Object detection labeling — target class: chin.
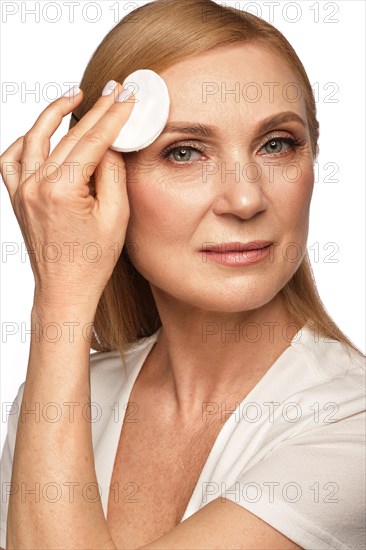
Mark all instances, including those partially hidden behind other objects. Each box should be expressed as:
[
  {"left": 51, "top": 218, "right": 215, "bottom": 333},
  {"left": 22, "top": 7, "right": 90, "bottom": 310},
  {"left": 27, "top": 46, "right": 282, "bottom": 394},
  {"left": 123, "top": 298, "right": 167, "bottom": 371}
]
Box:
[
  {"left": 202, "top": 293, "right": 278, "bottom": 314},
  {"left": 158, "top": 279, "right": 280, "bottom": 314}
]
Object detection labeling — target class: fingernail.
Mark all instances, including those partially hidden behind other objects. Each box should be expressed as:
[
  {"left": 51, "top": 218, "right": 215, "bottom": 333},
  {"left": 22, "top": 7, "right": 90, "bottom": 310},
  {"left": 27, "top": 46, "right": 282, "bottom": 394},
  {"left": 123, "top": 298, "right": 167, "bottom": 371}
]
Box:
[
  {"left": 117, "top": 88, "right": 134, "bottom": 102},
  {"left": 62, "top": 85, "right": 81, "bottom": 98},
  {"left": 102, "top": 80, "right": 118, "bottom": 96}
]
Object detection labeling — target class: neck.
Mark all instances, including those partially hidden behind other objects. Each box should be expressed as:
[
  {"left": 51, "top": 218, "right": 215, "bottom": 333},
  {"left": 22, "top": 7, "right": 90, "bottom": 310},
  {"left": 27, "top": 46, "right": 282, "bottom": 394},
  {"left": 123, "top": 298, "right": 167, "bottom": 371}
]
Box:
[{"left": 143, "top": 289, "right": 302, "bottom": 419}]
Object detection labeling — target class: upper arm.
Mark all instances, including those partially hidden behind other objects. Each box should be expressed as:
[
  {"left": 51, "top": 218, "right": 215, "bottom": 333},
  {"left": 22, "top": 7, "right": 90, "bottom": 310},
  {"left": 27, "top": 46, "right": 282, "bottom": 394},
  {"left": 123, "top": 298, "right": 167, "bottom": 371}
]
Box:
[{"left": 139, "top": 497, "right": 303, "bottom": 549}]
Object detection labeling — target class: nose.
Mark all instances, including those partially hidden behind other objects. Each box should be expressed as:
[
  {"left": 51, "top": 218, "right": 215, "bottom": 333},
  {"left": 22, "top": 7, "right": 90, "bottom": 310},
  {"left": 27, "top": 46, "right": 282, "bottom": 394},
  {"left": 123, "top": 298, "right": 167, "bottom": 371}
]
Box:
[{"left": 211, "top": 157, "right": 267, "bottom": 220}]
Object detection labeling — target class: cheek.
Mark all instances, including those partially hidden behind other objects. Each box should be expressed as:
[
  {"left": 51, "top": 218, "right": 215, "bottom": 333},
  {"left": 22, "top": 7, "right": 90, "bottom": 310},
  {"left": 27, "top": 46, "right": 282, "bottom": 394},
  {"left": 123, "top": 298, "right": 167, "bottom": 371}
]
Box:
[
  {"left": 124, "top": 168, "right": 202, "bottom": 249},
  {"left": 295, "top": 162, "right": 314, "bottom": 220},
  {"left": 275, "top": 159, "right": 314, "bottom": 225},
  {"left": 274, "top": 161, "right": 314, "bottom": 265},
  {"left": 124, "top": 171, "right": 208, "bottom": 285}
]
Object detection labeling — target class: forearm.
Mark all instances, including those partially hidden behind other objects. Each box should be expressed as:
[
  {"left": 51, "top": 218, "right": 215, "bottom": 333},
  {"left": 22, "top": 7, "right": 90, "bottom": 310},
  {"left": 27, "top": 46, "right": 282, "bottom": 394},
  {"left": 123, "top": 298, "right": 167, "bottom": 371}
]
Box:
[{"left": 7, "top": 302, "right": 117, "bottom": 549}]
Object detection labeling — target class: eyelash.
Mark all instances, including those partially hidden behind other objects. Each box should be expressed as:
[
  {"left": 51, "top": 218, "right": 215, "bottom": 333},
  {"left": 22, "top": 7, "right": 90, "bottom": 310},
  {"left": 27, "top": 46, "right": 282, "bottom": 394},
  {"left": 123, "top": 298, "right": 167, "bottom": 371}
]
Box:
[{"left": 159, "top": 135, "right": 305, "bottom": 164}]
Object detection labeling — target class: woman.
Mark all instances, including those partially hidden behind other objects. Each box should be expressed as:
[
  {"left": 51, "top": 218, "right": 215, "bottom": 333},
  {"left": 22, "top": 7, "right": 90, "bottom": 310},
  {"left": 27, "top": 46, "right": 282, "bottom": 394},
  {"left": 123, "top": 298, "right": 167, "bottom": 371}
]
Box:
[{"left": 1, "top": 0, "right": 365, "bottom": 548}]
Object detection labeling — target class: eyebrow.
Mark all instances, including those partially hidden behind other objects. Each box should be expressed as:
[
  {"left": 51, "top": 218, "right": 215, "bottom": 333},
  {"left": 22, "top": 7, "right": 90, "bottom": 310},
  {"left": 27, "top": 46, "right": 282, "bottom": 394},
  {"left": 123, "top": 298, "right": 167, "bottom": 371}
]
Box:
[{"left": 161, "top": 111, "right": 306, "bottom": 139}]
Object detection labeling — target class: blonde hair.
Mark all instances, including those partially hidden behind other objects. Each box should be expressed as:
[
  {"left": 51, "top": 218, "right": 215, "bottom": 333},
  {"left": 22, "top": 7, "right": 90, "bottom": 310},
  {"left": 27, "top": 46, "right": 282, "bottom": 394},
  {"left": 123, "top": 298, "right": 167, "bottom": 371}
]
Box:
[{"left": 69, "top": 0, "right": 364, "bottom": 364}]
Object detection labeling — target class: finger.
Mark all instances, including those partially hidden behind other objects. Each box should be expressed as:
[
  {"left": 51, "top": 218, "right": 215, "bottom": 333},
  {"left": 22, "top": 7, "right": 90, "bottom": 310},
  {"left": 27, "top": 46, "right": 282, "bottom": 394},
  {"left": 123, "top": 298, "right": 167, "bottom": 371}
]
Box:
[
  {"left": 0, "top": 136, "right": 24, "bottom": 201},
  {"left": 60, "top": 89, "right": 136, "bottom": 196},
  {"left": 93, "top": 147, "right": 129, "bottom": 216},
  {"left": 44, "top": 82, "right": 128, "bottom": 170},
  {"left": 20, "top": 86, "right": 84, "bottom": 184}
]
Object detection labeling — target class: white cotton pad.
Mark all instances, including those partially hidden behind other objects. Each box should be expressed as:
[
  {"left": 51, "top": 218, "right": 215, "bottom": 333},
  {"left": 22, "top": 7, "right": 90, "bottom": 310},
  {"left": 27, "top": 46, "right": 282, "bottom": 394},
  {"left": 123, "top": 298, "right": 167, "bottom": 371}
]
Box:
[{"left": 110, "top": 69, "right": 170, "bottom": 153}]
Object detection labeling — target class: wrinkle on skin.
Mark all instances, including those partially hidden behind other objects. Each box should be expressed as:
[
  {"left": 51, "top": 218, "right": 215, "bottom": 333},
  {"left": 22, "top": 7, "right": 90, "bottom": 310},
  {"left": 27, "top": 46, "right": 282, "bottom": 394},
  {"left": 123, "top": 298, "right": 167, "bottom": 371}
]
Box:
[{"left": 122, "top": 43, "right": 315, "bottom": 418}]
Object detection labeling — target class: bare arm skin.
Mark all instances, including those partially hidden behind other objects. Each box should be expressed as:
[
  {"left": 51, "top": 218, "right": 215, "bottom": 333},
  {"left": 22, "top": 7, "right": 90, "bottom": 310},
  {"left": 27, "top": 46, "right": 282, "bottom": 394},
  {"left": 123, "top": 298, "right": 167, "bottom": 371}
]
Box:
[{"left": 6, "top": 303, "right": 117, "bottom": 549}]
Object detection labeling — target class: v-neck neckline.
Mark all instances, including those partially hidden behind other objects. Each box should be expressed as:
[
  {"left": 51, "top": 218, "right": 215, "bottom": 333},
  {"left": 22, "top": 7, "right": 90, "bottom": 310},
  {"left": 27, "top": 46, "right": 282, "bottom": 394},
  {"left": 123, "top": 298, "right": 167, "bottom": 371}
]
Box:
[{"left": 105, "top": 322, "right": 311, "bottom": 522}]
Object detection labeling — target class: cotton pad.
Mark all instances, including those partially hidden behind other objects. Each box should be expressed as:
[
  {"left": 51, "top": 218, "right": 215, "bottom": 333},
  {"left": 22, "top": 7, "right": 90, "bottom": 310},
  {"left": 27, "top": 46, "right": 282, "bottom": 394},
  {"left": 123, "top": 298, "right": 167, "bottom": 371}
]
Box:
[{"left": 110, "top": 69, "right": 170, "bottom": 153}]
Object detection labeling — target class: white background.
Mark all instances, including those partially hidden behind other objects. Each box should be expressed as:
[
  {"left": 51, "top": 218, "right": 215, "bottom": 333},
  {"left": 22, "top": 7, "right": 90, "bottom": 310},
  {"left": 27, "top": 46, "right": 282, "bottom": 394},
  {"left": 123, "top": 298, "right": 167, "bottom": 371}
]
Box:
[{"left": 1, "top": 0, "right": 365, "bottom": 452}]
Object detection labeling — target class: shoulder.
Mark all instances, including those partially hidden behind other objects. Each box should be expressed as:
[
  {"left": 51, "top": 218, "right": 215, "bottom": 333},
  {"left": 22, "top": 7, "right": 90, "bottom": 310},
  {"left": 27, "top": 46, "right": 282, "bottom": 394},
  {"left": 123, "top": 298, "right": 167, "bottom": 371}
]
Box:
[
  {"left": 89, "top": 327, "right": 161, "bottom": 373},
  {"left": 4, "top": 328, "right": 162, "bottom": 434},
  {"left": 284, "top": 325, "right": 365, "bottom": 436},
  {"left": 226, "top": 325, "right": 365, "bottom": 478},
  {"left": 88, "top": 328, "right": 162, "bottom": 401},
  {"left": 213, "top": 329, "right": 366, "bottom": 550},
  {"left": 289, "top": 324, "right": 365, "bottom": 391}
]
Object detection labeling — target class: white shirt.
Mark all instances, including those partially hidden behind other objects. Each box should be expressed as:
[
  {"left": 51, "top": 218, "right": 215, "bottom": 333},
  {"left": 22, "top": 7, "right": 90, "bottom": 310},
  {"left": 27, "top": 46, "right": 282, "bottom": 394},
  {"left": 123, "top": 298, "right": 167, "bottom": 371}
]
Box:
[{"left": 1, "top": 323, "right": 365, "bottom": 549}]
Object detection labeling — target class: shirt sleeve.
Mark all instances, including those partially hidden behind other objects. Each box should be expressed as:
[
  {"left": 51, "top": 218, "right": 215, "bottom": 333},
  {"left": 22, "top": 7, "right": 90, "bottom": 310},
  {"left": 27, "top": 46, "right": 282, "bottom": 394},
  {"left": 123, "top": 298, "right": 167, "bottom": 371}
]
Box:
[
  {"left": 221, "top": 411, "right": 366, "bottom": 550},
  {"left": 0, "top": 381, "right": 25, "bottom": 549}
]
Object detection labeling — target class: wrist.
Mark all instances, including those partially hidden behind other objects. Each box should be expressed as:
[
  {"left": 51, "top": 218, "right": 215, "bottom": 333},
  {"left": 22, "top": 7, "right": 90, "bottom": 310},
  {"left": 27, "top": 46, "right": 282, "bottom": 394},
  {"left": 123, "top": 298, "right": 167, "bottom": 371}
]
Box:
[
  {"left": 32, "top": 290, "right": 100, "bottom": 317},
  {"left": 31, "top": 296, "right": 99, "bottom": 346}
]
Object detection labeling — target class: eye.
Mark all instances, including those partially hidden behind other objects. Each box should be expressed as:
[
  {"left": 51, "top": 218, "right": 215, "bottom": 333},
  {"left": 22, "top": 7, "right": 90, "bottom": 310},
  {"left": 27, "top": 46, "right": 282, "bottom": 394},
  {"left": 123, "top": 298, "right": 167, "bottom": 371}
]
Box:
[
  {"left": 158, "top": 135, "right": 305, "bottom": 165},
  {"left": 258, "top": 136, "right": 303, "bottom": 156},
  {"left": 159, "top": 142, "right": 206, "bottom": 164}
]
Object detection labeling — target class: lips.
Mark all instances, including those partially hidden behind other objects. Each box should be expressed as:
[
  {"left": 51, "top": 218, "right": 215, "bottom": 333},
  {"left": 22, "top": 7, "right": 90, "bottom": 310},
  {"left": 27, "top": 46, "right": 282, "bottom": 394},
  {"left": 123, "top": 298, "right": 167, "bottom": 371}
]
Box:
[{"left": 202, "top": 241, "right": 273, "bottom": 253}]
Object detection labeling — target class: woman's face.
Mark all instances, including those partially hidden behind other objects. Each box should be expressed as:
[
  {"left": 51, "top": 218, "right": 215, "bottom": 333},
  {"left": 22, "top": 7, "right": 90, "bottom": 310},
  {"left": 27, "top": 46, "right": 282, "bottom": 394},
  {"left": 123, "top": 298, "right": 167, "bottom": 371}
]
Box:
[{"left": 123, "top": 43, "right": 315, "bottom": 312}]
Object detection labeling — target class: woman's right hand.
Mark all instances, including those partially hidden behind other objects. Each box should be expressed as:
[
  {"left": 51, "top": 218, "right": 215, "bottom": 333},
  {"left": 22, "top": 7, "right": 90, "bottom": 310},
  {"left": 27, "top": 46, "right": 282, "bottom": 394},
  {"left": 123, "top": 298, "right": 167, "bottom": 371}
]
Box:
[{"left": 0, "top": 82, "right": 136, "bottom": 310}]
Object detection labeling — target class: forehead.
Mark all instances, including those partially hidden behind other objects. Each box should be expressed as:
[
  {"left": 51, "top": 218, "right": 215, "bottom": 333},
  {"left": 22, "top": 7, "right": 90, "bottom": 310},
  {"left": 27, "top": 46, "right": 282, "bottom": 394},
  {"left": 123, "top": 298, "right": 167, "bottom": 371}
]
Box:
[{"left": 159, "top": 43, "right": 307, "bottom": 125}]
